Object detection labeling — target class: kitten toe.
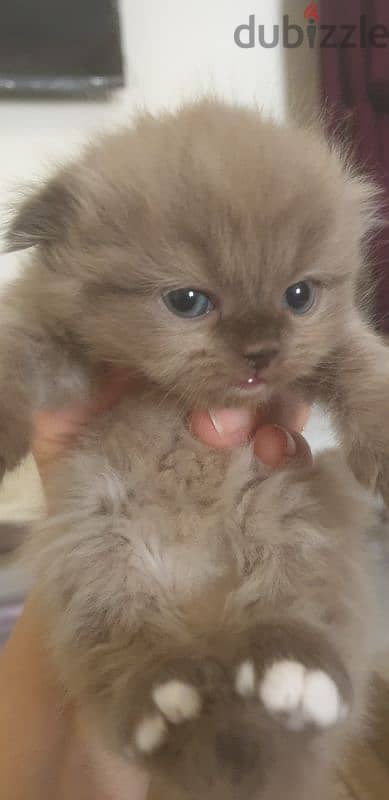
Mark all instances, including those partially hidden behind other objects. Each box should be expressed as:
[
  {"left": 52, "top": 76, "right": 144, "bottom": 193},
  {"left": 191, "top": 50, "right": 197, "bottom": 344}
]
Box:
[
  {"left": 301, "top": 669, "right": 346, "bottom": 728},
  {"left": 132, "top": 680, "right": 202, "bottom": 758},
  {"left": 134, "top": 713, "right": 168, "bottom": 753},
  {"left": 235, "top": 660, "right": 257, "bottom": 697},
  {"left": 152, "top": 680, "right": 202, "bottom": 723},
  {"left": 259, "top": 660, "right": 306, "bottom": 718}
]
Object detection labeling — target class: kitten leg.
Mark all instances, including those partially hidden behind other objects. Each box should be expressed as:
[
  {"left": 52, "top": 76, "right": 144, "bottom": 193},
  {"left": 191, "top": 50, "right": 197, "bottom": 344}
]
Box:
[
  {"left": 0, "top": 312, "right": 34, "bottom": 476},
  {"left": 36, "top": 450, "right": 369, "bottom": 797},
  {"left": 308, "top": 322, "right": 389, "bottom": 505},
  {"left": 0, "top": 294, "right": 90, "bottom": 479},
  {"left": 227, "top": 449, "right": 372, "bottom": 736}
]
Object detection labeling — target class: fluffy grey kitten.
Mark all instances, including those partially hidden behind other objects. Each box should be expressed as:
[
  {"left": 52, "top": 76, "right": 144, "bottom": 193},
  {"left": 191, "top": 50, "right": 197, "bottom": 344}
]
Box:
[{"left": 1, "top": 99, "right": 386, "bottom": 799}]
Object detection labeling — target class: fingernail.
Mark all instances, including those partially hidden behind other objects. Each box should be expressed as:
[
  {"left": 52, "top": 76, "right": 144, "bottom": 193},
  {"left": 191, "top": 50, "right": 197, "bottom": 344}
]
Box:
[
  {"left": 209, "top": 408, "right": 255, "bottom": 437},
  {"left": 273, "top": 425, "right": 297, "bottom": 457},
  {"left": 209, "top": 411, "right": 224, "bottom": 436}
]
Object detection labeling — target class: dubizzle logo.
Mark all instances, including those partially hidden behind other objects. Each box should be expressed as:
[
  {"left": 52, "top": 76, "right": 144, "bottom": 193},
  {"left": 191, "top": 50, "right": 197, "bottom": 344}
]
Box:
[
  {"left": 304, "top": 3, "right": 319, "bottom": 25},
  {"left": 234, "top": 5, "right": 389, "bottom": 49}
]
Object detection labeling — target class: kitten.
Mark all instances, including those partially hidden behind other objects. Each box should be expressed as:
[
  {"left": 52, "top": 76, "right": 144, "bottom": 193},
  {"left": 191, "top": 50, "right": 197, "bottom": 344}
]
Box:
[{"left": 1, "top": 99, "right": 386, "bottom": 799}]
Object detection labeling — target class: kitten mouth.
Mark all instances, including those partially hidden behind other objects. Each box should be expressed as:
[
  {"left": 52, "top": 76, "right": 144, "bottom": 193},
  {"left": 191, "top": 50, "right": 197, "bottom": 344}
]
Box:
[{"left": 238, "top": 375, "right": 266, "bottom": 391}]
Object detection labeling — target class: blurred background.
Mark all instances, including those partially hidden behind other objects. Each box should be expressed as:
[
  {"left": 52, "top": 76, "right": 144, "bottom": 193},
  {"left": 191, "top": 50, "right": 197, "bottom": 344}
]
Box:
[{"left": 0, "top": 3, "right": 388, "bottom": 795}]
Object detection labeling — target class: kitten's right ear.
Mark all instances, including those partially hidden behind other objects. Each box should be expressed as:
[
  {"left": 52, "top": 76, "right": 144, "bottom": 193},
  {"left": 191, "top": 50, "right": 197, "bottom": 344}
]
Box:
[{"left": 4, "top": 172, "right": 78, "bottom": 252}]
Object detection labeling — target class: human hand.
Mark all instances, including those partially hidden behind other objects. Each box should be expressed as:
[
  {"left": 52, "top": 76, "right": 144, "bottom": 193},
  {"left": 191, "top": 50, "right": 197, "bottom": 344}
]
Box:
[
  {"left": 191, "top": 396, "right": 311, "bottom": 467},
  {"left": 32, "top": 369, "right": 312, "bottom": 475}
]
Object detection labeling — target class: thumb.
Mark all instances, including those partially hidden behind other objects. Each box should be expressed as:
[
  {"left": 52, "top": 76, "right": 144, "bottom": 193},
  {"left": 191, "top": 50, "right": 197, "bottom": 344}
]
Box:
[
  {"left": 190, "top": 408, "right": 257, "bottom": 448},
  {"left": 254, "top": 425, "right": 312, "bottom": 469}
]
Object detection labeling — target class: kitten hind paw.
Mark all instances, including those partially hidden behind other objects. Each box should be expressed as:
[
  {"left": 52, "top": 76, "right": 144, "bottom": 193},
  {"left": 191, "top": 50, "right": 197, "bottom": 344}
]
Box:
[
  {"left": 257, "top": 660, "right": 348, "bottom": 731},
  {"left": 130, "top": 626, "right": 351, "bottom": 759},
  {"left": 134, "top": 680, "right": 202, "bottom": 754},
  {"left": 234, "top": 657, "right": 348, "bottom": 731}
]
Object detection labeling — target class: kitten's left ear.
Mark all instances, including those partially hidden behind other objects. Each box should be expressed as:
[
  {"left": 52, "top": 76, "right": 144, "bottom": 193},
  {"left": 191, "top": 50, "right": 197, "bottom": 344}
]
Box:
[{"left": 4, "top": 170, "right": 79, "bottom": 252}]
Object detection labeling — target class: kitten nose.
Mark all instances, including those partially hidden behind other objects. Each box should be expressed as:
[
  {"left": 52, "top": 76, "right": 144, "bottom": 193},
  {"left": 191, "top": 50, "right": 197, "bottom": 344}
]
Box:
[{"left": 244, "top": 348, "right": 279, "bottom": 370}]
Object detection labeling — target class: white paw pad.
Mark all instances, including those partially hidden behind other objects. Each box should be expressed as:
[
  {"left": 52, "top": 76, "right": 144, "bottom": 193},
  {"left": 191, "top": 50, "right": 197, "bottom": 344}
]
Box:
[
  {"left": 259, "top": 660, "right": 347, "bottom": 730},
  {"left": 235, "top": 660, "right": 256, "bottom": 697},
  {"left": 152, "top": 680, "right": 202, "bottom": 723},
  {"left": 134, "top": 680, "right": 201, "bottom": 754},
  {"left": 134, "top": 714, "right": 167, "bottom": 753}
]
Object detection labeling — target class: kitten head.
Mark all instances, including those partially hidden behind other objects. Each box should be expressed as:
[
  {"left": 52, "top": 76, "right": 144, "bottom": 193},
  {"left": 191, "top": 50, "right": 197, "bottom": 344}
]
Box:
[{"left": 7, "top": 100, "right": 379, "bottom": 409}]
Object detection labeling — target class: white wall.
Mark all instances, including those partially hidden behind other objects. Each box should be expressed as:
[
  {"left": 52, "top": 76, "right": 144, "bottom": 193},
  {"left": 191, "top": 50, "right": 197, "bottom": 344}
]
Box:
[{"left": 0, "top": 1, "right": 287, "bottom": 191}]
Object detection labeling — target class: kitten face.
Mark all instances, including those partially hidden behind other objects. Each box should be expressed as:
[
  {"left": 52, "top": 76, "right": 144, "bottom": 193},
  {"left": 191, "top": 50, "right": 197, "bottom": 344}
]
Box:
[{"left": 10, "top": 100, "right": 378, "bottom": 409}]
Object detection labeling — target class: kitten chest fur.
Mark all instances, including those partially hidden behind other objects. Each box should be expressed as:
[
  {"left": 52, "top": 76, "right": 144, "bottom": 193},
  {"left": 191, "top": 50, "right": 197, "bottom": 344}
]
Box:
[{"left": 46, "top": 395, "right": 263, "bottom": 600}]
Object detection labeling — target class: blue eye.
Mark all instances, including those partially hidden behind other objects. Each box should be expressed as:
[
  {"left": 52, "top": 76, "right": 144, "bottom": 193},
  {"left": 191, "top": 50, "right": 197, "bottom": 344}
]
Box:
[
  {"left": 283, "top": 281, "right": 316, "bottom": 315},
  {"left": 163, "top": 289, "right": 214, "bottom": 318}
]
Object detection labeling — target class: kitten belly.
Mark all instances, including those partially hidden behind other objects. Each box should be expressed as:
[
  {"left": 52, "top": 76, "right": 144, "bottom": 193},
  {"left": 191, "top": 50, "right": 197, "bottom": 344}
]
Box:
[
  {"left": 94, "top": 396, "right": 263, "bottom": 524},
  {"left": 37, "top": 400, "right": 263, "bottom": 633}
]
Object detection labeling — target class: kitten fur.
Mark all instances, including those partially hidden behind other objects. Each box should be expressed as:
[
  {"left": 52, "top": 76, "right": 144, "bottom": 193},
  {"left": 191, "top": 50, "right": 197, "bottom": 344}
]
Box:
[{"left": 1, "top": 99, "right": 387, "bottom": 799}]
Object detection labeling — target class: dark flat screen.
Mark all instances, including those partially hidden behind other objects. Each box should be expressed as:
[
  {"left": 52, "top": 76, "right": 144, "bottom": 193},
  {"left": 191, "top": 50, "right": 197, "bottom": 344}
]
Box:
[{"left": 0, "top": 0, "right": 124, "bottom": 96}]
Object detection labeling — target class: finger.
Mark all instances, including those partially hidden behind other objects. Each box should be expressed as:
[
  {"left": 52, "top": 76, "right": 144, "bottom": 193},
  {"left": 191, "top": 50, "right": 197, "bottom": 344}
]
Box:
[
  {"left": 32, "top": 370, "right": 135, "bottom": 472},
  {"left": 254, "top": 425, "right": 313, "bottom": 469},
  {"left": 34, "top": 371, "right": 134, "bottom": 449},
  {"left": 75, "top": 713, "right": 151, "bottom": 800},
  {"left": 190, "top": 408, "right": 257, "bottom": 449},
  {"left": 265, "top": 393, "right": 311, "bottom": 433}
]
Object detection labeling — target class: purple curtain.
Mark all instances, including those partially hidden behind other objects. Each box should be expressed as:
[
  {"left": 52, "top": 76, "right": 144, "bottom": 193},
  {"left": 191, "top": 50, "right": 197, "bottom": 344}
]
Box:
[{"left": 320, "top": 0, "right": 389, "bottom": 330}]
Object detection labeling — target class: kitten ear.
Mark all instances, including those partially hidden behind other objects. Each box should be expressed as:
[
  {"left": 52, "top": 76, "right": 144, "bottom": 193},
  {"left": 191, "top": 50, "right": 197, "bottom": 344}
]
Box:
[{"left": 4, "top": 172, "right": 78, "bottom": 252}]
